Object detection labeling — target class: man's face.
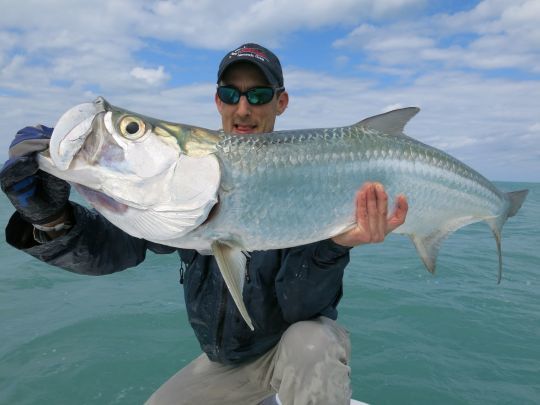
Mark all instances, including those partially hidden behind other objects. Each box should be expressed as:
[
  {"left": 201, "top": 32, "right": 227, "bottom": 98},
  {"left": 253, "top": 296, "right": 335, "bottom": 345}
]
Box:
[{"left": 215, "top": 63, "right": 288, "bottom": 135}]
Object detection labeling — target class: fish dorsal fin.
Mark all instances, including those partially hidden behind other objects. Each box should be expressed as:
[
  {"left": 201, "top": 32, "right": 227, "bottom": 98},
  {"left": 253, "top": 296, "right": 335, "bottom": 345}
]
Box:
[
  {"left": 211, "top": 241, "right": 254, "bottom": 331},
  {"left": 356, "top": 107, "right": 420, "bottom": 136}
]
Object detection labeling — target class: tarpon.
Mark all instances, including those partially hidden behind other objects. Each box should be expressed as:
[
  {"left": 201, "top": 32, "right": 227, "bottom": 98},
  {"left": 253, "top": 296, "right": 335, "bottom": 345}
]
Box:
[{"left": 37, "top": 97, "right": 528, "bottom": 330}]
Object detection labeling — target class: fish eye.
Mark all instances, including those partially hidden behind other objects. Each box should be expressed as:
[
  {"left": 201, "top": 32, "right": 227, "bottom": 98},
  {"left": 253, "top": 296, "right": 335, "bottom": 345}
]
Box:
[{"left": 119, "top": 116, "right": 146, "bottom": 140}]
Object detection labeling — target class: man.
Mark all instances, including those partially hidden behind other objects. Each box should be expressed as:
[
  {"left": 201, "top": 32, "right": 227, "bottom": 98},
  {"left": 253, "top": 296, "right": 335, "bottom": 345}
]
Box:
[{"left": 1, "top": 43, "right": 408, "bottom": 404}]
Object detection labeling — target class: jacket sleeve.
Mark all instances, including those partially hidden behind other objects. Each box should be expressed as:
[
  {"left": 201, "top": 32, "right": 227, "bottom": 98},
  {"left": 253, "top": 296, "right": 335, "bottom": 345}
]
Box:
[
  {"left": 275, "top": 238, "right": 351, "bottom": 324},
  {"left": 5, "top": 202, "right": 176, "bottom": 275}
]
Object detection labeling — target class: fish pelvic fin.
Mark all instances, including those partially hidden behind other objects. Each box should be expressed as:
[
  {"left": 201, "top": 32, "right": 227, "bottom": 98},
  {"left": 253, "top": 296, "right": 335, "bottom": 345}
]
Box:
[
  {"left": 485, "top": 189, "right": 529, "bottom": 283},
  {"left": 211, "top": 241, "right": 254, "bottom": 331},
  {"left": 355, "top": 107, "right": 420, "bottom": 136}
]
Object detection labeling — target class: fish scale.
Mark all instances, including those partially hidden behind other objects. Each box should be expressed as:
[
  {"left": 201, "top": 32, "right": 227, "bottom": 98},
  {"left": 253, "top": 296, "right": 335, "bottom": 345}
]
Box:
[{"left": 204, "top": 124, "right": 501, "bottom": 252}]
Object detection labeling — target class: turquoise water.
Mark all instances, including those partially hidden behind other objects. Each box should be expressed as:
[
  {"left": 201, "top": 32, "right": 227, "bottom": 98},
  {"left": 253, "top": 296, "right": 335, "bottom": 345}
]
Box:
[{"left": 1, "top": 182, "right": 538, "bottom": 404}]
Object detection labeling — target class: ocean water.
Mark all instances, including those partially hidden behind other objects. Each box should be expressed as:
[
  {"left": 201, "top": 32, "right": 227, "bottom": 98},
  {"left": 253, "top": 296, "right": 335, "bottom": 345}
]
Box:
[{"left": 0, "top": 182, "right": 538, "bottom": 405}]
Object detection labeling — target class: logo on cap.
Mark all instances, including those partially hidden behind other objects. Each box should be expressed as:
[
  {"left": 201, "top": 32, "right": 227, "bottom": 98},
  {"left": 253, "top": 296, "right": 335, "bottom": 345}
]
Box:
[{"left": 230, "top": 46, "right": 269, "bottom": 63}]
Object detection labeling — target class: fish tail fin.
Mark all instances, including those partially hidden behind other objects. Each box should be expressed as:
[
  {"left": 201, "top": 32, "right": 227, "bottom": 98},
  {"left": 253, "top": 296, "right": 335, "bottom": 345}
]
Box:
[
  {"left": 506, "top": 189, "right": 528, "bottom": 218},
  {"left": 485, "top": 218, "right": 504, "bottom": 284},
  {"left": 410, "top": 190, "right": 528, "bottom": 284},
  {"left": 485, "top": 189, "right": 528, "bottom": 283}
]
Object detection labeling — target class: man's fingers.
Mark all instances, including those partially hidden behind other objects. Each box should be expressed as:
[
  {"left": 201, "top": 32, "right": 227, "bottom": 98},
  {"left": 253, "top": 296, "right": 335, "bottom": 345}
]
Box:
[
  {"left": 356, "top": 185, "right": 369, "bottom": 230},
  {"left": 365, "top": 183, "right": 380, "bottom": 239},
  {"left": 374, "top": 183, "right": 388, "bottom": 241},
  {"left": 375, "top": 183, "right": 388, "bottom": 217},
  {"left": 387, "top": 194, "right": 408, "bottom": 232},
  {"left": 335, "top": 182, "right": 409, "bottom": 247}
]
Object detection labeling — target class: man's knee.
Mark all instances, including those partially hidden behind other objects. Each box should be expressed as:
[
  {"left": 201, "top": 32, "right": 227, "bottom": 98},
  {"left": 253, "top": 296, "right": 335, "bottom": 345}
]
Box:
[{"left": 279, "top": 317, "right": 350, "bottom": 366}]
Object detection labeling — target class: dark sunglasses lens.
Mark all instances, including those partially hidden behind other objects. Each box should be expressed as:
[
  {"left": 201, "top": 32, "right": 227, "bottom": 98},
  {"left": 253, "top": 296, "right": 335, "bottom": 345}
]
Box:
[
  {"left": 218, "top": 87, "right": 240, "bottom": 104},
  {"left": 246, "top": 88, "right": 274, "bottom": 105}
]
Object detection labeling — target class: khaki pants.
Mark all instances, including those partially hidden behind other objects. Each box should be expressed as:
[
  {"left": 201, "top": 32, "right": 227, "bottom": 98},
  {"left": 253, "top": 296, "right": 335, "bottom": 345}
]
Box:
[{"left": 146, "top": 317, "right": 351, "bottom": 405}]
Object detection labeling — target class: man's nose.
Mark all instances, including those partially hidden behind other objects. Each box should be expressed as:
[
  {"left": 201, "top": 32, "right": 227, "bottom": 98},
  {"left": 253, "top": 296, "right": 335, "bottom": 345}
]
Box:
[{"left": 236, "top": 96, "right": 251, "bottom": 116}]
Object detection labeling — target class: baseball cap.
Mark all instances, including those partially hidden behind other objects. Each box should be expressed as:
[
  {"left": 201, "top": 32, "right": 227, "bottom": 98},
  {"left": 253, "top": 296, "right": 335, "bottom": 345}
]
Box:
[{"left": 217, "top": 43, "right": 284, "bottom": 87}]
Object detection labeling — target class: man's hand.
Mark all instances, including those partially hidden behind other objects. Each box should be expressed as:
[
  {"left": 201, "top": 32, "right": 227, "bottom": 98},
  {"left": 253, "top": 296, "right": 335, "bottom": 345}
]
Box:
[
  {"left": 331, "top": 182, "right": 408, "bottom": 248},
  {"left": 0, "top": 125, "right": 70, "bottom": 225}
]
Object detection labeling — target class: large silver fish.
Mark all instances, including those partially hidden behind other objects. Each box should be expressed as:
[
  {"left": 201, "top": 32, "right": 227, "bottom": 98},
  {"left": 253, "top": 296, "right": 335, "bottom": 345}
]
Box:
[{"left": 37, "top": 97, "right": 528, "bottom": 330}]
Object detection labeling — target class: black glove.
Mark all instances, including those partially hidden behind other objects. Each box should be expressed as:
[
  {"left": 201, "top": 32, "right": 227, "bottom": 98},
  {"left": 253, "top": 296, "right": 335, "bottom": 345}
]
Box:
[{"left": 0, "top": 125, "right": 70, "bottom": 225}]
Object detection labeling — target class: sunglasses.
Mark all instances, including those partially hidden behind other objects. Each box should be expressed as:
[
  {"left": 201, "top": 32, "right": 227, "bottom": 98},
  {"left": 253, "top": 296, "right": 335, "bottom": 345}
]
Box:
[{"left": 217, "top": 85, "right": 284, "bottom": 105}]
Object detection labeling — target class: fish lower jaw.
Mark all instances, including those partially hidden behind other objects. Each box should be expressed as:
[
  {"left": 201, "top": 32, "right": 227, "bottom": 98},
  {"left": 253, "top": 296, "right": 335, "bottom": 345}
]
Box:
[{"left": 74, "top": 185, "right": 129, "bottom": 214}]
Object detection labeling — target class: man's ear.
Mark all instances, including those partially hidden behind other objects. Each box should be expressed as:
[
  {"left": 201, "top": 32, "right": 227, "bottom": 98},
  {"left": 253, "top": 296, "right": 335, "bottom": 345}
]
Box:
[{"left": 276, "top": 91, "right": 289, "bottom": 115}]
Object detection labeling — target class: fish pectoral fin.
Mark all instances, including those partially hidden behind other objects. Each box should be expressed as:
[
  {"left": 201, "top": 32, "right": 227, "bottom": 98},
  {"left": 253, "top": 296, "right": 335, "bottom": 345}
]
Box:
[
  {"left": 211, "top": 241, "right": 254, "bottom": 331},
  {"left": 355, "top": 107, "right": 420, "bottom": 136}
]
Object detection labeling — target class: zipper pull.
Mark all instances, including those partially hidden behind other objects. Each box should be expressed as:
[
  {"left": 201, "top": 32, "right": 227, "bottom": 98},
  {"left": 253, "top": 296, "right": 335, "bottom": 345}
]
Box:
[
  {"left": 179, "top": 261, "right": 186, "bottom": 284},
  {"left": 244, "top": 252, "right": 251, "bottom": 283}
]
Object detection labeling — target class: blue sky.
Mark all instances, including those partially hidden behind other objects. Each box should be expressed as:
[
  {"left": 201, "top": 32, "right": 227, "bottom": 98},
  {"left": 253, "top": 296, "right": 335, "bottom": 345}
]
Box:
[{"left": 1, "top": 0, "right": 539, "bottom": 181}]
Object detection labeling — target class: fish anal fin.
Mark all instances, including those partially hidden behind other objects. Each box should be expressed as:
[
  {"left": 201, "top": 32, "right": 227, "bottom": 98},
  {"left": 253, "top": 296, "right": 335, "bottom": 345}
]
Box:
[
  {"left": 409, "top": 216, "right": 480, "bottom": 276},
  {"left": 410, "top": 234, "right": 443, "bottom": 274},
  {"left": 355, "top": 107, "right": 420, "bottom": 136},
  {"left": 211, "top": 241, "right": 254, "bottom": 331}
]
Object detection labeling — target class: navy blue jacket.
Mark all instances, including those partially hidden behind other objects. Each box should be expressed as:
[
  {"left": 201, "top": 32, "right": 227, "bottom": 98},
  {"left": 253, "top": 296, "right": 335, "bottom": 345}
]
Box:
[{"left": 6, "top": 203, "right": 351, "bottom": 364}]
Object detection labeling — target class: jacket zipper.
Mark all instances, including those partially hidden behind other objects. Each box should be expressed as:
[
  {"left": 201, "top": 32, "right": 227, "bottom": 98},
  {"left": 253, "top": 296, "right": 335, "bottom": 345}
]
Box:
[
  {"left": 244, "top": 253, "right": 251, "bottom": 283},
  {"left": 214, "top": 277, "right": 228, "bottom": 359},
  {"left": 178, "top": 253, "right": 197, "bottom": 285}
]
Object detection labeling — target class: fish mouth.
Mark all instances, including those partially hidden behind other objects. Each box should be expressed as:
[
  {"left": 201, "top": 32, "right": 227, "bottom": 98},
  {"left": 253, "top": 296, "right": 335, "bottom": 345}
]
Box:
[
  {"left": 74, "top": 184, "right": 129, "bottom": 214},
  {"left": 49, "top": 97, "right": 108, "bottom": 170}
]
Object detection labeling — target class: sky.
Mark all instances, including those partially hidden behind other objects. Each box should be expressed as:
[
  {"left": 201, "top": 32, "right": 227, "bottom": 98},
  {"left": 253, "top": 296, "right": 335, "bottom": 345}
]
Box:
[{"left": 1, "top": 0, "right": 539, "bottom": 182}]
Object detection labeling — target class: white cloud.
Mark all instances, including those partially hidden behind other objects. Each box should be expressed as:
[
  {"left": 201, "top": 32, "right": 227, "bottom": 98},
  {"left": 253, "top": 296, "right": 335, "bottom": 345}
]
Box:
[
  {"left": 0, "top": 0, "right": 538, "bottom": 182},
  {"left": 0, "top": 0, "right": 426, "bottom": 56},
  {"left": 528, "top": 123, "right": 540, "bottom": 133},
  {"left": 382, "top": 103, "right": 406, "bottom": 112},
  {"left": 334, "top": 55, "right": 350, "bottom": 68},
  {"left": 138, "top": 0, "right": 425, "bottom": 48},
  {"left": 0, "top": 0, "right": 426, "bottom": 95},
  {"left": 334, "top": 0, "right": 540, "bottom": 73},
  {"left": 130, "top": 66, "right": 169, "bottom": 86},
  {"left": 335, "top": 24, "right": 434, "bottom": 52}
]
